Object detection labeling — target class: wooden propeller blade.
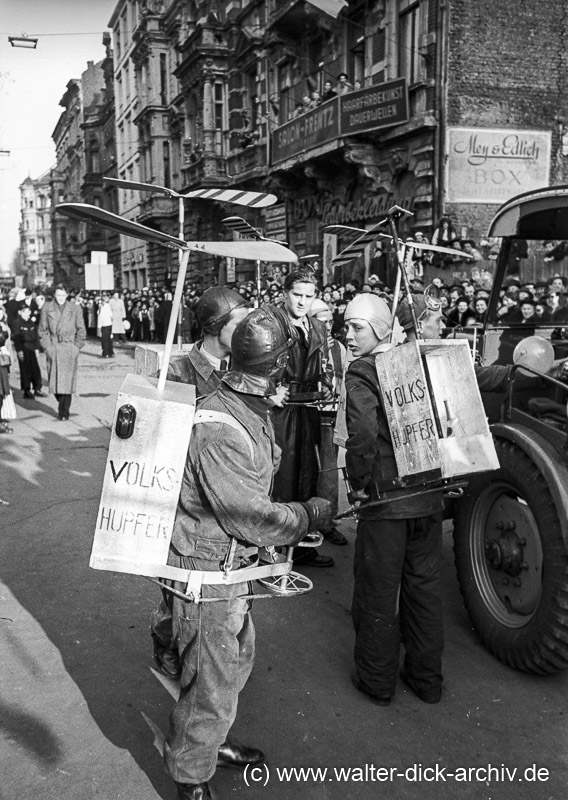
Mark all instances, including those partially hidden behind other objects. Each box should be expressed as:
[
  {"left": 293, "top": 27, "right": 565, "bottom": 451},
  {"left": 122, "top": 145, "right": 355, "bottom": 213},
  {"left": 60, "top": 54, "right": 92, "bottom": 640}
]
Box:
[
  {"left": 56, "top": 203, "right": 186, "bottom": 247},
  {"left": 221, "top": 216, "right": 264, "bottom": 238},
  {"left": 404, "top": 241, "right": 474, "bottom": 259},
  {"left": 56, "top": 204, "right": 297, "bottom": 262},
  {"left": 181, "top": 188, "right": 278, "bottom": 207},
  {"left": 184, "top": 239, "right": 297, "bottom": 262},
  {"left": 103, "top": 177, "right": 181, "bottom": 197},
  {"left": 323, "top": 224, "right": 367, "bottom": 236}
]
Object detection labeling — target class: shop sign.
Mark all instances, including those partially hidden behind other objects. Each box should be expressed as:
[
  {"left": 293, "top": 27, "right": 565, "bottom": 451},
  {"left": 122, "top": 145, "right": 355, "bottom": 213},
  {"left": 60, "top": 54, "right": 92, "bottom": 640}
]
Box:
[
  {"left": 272, "top": 103, "right": 340, "bottom": 165},
  {"left": 446, "top": 128, "right": 552, "bottom": 204},
  {"left": 271, "top": 78, "right": 408, "bottom": 165},
  {"left": 320, "top": 193, "right": 416, "bottom": 225},
  {"left": 339, "top": 78, "right": 408, "bottom": 136},
  {"left": 264, "top": 203, "right": 288, "bottom": 241}
]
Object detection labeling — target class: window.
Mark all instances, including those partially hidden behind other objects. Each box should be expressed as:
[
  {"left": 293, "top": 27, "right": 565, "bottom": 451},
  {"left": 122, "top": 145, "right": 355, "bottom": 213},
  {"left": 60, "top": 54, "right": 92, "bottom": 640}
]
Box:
[
  {"left": 398, "top": 0, "right": 428, "bottom": 85},
  {"left": 163, "top": 141, "right": 171, "bottom": 188},
  {"left": 160, "top": 53, "right": 167, "bottom": 105},
  {"left": 214, "top": 82, "right": 226, "bottom": 156}
]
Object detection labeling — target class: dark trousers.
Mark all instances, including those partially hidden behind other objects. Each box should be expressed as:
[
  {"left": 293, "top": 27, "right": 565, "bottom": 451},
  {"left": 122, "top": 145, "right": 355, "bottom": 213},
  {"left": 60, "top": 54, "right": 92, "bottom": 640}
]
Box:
[
  {"left": 159, "top": 553, "right": 255, "bottom": 785},
  {"left": 271, "top": 404, "right": 320, "bottom": 502},
  {"left": 20, "top": 349, "right": 42, "bottom": 392},
  {"left": 316, "top": 417, "right": 339, "bottom": 524},
  {"left": 101, "top": 326, "right": 114, "bottom": 357},
  {"left": 55, "top": 393, "right": 72, "bottom": 418},
  {"left": 352, "top": 514, "right": 444, "bottom": 698}
]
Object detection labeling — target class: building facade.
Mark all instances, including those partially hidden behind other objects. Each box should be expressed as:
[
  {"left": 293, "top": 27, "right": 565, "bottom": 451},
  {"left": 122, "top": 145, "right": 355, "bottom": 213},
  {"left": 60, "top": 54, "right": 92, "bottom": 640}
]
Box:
[
  {"left": 19, "top": 169, "right": 55, "bottom": 286},
  {"left": 105, "top": 0, "right": 568, "bottom": 289}
]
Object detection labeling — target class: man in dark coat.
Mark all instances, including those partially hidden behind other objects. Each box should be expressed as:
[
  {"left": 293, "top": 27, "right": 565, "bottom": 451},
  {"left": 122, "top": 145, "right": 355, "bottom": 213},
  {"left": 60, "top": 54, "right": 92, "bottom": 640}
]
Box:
[{"left": 270, "top": 269, "right": 335, "bottom": 567}]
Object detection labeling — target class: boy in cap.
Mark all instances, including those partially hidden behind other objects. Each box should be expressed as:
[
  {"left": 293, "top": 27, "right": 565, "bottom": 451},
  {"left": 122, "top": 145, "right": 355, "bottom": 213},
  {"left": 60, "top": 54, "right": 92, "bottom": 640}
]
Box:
[
  {"left": 12, "top": 304, "right": 45, "bottom": 398},
  {"left": 343, "top": 293, "right": 444, "bottom": 706}
]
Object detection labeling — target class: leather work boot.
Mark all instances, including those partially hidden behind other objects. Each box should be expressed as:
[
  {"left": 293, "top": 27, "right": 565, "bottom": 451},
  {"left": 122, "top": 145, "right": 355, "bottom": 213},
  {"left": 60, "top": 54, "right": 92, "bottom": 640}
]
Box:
[
  {"left": 152, "top": 633, "right": 182, "bottom": 680},
  {"left": 175, "top": 782, "right": 213, "bottom": 800},
  {"left": 217, "top": 740, "right": 265, "bottom": 769}
]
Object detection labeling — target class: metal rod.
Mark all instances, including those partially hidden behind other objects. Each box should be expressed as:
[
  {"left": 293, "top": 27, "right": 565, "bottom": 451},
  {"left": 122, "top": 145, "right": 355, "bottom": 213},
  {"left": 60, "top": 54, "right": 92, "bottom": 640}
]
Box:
[
  {"left": 386, "top": 206, "right": 419, "bottom": 337},
  {"left": 158, "top": 248, "right": 190, "bottom": 392},
  {"left": 177, "top": 196, "right": 185, "bottom": 351}
]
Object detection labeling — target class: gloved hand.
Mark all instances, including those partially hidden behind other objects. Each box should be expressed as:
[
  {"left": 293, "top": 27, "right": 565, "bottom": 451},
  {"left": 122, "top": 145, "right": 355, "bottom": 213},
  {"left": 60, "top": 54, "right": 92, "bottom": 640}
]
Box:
[
  {"left": 302, "top": 497, "right": 334, "bottom": 532},
  {"left": 349, "top": 487, "right": 370, "bottom": 503}
]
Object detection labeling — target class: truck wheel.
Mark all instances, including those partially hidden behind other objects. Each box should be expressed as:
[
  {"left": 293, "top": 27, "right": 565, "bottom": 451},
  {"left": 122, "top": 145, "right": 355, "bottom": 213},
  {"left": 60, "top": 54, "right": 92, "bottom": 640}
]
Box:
[{"left": 453, "top": 438, "right": 568, "bottom": 674}]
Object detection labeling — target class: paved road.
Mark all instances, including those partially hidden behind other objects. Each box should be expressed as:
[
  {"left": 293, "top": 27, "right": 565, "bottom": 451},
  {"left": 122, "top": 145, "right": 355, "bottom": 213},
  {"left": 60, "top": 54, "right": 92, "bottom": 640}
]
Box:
[{"left": 0, "top": 339, "right": 566, "bottom": 800}]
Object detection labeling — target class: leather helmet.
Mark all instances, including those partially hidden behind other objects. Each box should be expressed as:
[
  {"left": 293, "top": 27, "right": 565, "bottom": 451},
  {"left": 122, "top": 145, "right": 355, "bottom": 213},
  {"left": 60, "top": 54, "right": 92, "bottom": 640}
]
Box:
[
  {"left": 196, "top": 287, "right": 249, "bottom": 335},
  {"left": 223, "top": 307, "right": 290, "bottom": 396}
]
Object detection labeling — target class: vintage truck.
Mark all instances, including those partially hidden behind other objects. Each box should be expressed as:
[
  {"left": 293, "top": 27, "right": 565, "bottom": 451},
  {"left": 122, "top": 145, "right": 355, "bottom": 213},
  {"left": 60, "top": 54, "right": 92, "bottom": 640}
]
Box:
[{"left": 449, "top": 185, "right": 568, "bottom": 674}]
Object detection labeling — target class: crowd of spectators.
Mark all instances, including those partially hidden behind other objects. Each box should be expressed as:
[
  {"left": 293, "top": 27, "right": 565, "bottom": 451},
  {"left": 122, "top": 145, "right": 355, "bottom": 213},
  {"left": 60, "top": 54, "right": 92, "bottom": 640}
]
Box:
[
  {"left": 291, "top": 72, "right": 363, "bottom": 119},
  {"left": 2, "top": 267, "right": 568, "bottom": 354}
]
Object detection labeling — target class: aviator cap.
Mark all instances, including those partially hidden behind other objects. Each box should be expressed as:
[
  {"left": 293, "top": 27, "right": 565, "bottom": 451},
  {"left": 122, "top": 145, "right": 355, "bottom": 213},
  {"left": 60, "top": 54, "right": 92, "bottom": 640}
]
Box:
[
  {"left": 344, "top": 293, "right": 392, "bottom": 341},
  {"left": 196, "top": 287, "right": 249, "bottom": 335}
]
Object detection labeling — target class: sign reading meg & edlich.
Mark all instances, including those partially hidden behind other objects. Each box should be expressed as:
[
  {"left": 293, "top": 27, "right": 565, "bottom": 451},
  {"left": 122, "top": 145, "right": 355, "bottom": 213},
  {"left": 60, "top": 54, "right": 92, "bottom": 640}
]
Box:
[{"left": 446, "top": 127, "right": 551, "bottom": 204}]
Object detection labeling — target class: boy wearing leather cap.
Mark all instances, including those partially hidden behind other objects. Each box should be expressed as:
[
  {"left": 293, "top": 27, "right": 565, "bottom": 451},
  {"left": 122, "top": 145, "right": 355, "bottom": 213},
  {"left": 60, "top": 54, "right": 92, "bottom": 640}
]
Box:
[
  {"left": 343, "top": 293, "right": 445, "bottom": 707},
  {"left": 162, "top": 307, "right": 333, "bottom": 800}
]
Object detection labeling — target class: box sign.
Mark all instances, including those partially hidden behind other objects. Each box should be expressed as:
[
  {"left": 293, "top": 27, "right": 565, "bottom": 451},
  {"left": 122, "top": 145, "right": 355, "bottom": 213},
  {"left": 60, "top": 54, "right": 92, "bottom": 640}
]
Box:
[
  {"left": 446, "top": 127, "right": 551, "bottom": 204},
  {"left": 271, "top": 79, "right": 408, "bottom": 165},
  {"left": 90, "top": 373, "right": 196, "bottom": 578}
]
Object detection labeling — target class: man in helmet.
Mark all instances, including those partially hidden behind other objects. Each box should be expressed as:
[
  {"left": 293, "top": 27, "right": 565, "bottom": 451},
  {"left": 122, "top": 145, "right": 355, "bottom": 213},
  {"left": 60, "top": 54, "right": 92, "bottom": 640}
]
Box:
[
  {"left": 162, "top": 307, "right": 334, "bottom": 800},
  {"left": 150, "top": 287, "right": 252, "bottom": 681},
  {"left": 166, "top": 286, "right": 251, "bottom": 397}
]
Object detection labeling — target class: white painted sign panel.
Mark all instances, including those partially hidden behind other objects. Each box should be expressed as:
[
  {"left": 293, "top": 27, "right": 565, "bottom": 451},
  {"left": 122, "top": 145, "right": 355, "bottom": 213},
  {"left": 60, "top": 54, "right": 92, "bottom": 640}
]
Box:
[
  {"left": 446, "top": 127, "right": 551, "bottom": 204},
  {"left": 90, "top": 373, "right": 195, "bottom": 577}
]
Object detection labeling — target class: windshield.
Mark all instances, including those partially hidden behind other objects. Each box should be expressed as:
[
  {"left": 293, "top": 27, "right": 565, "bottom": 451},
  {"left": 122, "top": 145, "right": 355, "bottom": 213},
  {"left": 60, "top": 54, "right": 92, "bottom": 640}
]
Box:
[{"left": 488, "top": 238, "right": 568, "bottom": 327}]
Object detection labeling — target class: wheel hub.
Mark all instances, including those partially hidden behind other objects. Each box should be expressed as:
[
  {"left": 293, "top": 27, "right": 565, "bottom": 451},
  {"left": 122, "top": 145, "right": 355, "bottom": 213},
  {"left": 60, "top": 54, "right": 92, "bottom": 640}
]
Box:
[
  {"left": 472, "top": 491, "right": 543, "bottom": 620},
  {"left": 485, "top": 527, "right": 527, "bottom": 577}
]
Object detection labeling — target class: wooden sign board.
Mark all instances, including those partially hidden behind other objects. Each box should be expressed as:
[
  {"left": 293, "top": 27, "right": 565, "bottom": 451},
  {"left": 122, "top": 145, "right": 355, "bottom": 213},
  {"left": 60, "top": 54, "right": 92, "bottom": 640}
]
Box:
[
  {"left": 134, "top": 343, "right": 194, "bottom": 378},
  {"left": 419, "top": 339, "right": 499, "bottom": 478},
  {"left": 375, "top": 342, "right": 441, "bottom": 478},
  {"left": 90, "top": 373, "right": 196, "bottom": 578}
]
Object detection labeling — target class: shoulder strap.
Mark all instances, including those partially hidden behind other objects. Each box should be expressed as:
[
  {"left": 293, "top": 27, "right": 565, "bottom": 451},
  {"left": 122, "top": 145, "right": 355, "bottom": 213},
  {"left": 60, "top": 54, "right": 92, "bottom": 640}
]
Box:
[{"left": 193, "top": 409, "right": 255, "bottom": 460}]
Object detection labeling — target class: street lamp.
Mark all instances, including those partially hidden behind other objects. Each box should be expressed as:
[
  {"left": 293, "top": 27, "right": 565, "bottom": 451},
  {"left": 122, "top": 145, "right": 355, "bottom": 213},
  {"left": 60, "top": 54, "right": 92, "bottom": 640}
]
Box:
[{"left": 8, "top": 35, "right": 38, "bottom": 49}]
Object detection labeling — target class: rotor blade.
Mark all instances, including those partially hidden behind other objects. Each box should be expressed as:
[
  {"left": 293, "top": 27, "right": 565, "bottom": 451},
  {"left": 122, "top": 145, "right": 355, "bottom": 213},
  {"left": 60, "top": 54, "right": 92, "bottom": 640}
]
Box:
[
  {"left": 221, "top": 216, "right": 264, "bottom": 238},
  {"left": 56, "top": 203, "right": 186, "bottom": 248},
  {"left": 405, "top": 240, "right": 474, "bottom": 258},
  {"left": 332, "top": 226, "right": 393, "bottom": 266},
  {"left": 323, "top": 224, "right": 367, "bottom": 236},
  {"left": 181, "top": 188, "right": 277, "bottom": 207},
  {"left": 103, "top": 177, "right": 181, "bottom": 198},
  {"left": 184, "top": 239, "right": 298, "bottom": 263}
]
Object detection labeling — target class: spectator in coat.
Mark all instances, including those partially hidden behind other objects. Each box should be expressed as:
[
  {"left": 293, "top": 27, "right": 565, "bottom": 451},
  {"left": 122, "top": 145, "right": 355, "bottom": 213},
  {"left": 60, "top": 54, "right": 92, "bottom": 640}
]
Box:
[
  {"left": 38, "top": 284, "right": 86, "bottom": 421},
  {"left": 109, "top": 290, "right": 127, "bottom": 342}
]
